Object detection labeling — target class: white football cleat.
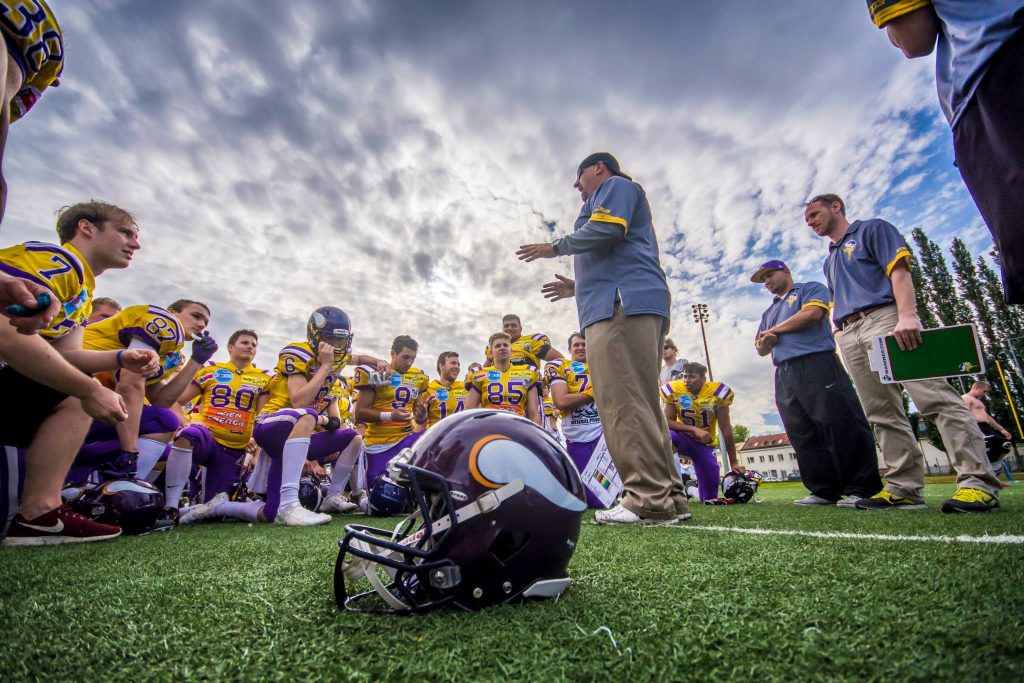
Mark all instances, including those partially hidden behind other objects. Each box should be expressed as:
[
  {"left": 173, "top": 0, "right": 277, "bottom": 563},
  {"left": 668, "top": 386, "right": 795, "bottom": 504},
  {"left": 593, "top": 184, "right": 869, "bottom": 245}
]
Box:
[
  {"left": 178, "top": 492, "right": 229, "bottom": 525},
  {"left": 274, "top": 502, "right": 331, "bottom": 527},
  {"left": 320, "top": 492, "right": 358, "bottom": 514}
]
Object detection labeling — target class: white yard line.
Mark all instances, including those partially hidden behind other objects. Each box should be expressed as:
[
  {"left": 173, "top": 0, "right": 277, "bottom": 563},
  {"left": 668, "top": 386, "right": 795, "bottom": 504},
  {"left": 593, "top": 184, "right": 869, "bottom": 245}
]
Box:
[{"left": 674, "top": 524, "right": 1024, "bottom": 545}]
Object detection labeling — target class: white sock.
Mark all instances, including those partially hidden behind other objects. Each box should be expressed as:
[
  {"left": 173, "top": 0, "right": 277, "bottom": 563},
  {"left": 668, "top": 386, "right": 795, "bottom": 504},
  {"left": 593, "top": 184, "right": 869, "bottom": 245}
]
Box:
[
  {"left": 279, "top": 438, "right": 310, "bottom": 509},
  {"left": 247, "top": 450, "right": 269, "bottom": 494},
  {"left": 328, "top": 440, "right": 362, "bottom": 496},
  {"left": 136, "top": 438, "right": 167, "bottom": 479},
  {"left": 164, "top": 446, "right": 193, "bottom": 508},
  {"left": 350, "top": 447, "right": 367, "bottom": 492},
  {"left": 214, "top": 500, "right": 262, "bottom": 523}
]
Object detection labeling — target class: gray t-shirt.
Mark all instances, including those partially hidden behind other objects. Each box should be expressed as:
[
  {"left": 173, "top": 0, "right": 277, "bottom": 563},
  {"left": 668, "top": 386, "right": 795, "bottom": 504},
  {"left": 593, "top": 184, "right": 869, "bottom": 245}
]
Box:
[{"left": 660, "top": 359, "right": 688, "bottom": 383}]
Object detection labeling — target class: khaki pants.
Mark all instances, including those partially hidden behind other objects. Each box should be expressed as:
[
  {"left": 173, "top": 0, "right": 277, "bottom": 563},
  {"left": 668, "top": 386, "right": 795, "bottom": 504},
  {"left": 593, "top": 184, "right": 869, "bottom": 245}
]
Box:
[
  {"left": 585, "top": 305, "right": 688, "bottom": 519},
  {"left": 836, "top": 305, "right": 1000, "bottom": 499}
]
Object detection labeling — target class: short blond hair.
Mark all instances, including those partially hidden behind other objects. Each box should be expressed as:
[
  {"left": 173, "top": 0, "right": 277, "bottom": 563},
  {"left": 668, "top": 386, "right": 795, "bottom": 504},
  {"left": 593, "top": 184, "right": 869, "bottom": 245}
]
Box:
[{"left": 488, "top": 332, "right": 511, "bottom": 348}]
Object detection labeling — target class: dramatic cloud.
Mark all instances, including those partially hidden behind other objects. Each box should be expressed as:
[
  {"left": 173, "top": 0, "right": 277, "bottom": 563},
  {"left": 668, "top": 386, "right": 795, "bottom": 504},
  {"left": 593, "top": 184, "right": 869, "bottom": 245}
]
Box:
[{"left": 2, "top": 0, "right": 994, "bottom": 436}]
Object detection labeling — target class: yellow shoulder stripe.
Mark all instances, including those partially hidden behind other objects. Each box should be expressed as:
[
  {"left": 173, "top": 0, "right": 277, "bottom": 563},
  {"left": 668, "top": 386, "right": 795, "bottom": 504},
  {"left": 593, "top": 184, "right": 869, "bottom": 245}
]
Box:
[
  {"left": 869, "top": 0, "right": 932, "bottom": 28},
  {"left": 589, "top": 213, "right": 628, "bottom": 232},
  {"left": 801, "top": 301, "right": 830, "bottom": 311},
  {"left": 885, "top": 248, "right": 912, "bottom": 277}
]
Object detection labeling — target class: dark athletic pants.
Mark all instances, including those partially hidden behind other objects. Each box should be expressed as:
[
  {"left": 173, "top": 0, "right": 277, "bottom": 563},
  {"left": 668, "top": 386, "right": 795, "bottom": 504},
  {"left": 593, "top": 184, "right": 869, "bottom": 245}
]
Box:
[
  {"left": 774, "top": 351, "right": 882, "bottom": 501},
  {"left": 953, "top": 27, "right": 1024, "bottom": 304}
]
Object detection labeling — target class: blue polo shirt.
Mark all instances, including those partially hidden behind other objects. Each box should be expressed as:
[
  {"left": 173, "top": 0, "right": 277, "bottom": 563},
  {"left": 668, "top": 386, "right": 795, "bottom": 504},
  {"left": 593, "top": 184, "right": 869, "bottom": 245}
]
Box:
[
  {"left": 867, "top": 1, "right": 1024, "bottom": 126},
  {"left": 571, "top": 176, "right": 671, "bottom": 331},
  {"left": 756, "top": 282, "right": 835, "bottom": 365},
  {"left": 823, "top": 219, "right": 911, "bottom": 329}
]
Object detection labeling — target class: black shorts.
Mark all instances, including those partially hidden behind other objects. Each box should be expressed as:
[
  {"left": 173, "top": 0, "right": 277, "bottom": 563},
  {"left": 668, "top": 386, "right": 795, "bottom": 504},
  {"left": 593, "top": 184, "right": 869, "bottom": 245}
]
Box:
[
  {"left": 0, "top": 364, "right": 69, "bottom": 448},
  {"left": 952, "top": 28, "right": 1024, "bottom": 303}
]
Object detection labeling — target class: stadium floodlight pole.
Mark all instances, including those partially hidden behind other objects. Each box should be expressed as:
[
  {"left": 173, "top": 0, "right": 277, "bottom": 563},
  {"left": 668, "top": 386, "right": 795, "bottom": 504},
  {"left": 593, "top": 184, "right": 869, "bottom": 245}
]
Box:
[{"left": 692, "top": 303, "right": 713, "bottom": 381}]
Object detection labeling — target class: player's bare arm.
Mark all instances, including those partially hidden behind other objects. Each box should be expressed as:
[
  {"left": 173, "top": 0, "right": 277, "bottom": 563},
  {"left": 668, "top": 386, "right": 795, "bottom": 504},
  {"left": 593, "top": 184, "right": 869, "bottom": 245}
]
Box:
[
  {"left": 0, "top": 315, "right": 127, "bottom": 424},
  {"left": 526, "top": 386, "right": 541, "bottom": 426},
  {"left": 550, "top": 381, "right": 592, "bottom": 411},
  {"left": 285, "top": 342, "right": 336, "bottom": 408}
]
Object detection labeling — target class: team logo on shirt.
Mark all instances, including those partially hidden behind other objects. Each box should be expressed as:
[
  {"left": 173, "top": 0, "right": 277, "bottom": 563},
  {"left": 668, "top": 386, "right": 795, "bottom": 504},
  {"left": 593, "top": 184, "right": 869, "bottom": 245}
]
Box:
[
  {"left": 213, "top": 369, "right": 234, "bottom": 383},
  {"left": 436, "top": 388, "right": 450, "bottom": 401},
  {"left": 570, "top": 361, "right": 585, "bottom": 373},
  {"left": 487, "top": 370, "right": 501, "bottom": 381},
  {"left": 679, "top": 395, "right": 694, "bottom": 409},
  {"left": 786, "top": 294, "right": 797, "bottom": 306},
  {"left": 843, "top": 240, "right": 857, "bottom": 260}
]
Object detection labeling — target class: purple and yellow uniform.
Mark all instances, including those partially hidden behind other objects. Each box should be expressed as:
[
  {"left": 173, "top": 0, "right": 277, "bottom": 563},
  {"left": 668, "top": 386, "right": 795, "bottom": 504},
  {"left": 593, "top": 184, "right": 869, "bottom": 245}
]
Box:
[
  {"left": 260, "top": 341, "right": 346, "bottom": 417},
  {"left": 0, "top": 241, "right": 93, "bottom": 341},
  {"left": 355, "top": 365, "right": 430, "bottom": 448},
  {"left": 0, "top": 0, "right": 63, "bottom": 121},
  {"left": 467, "top": 365, "right": 540, "bottom": 417},
  {"left": 423, "top": 378, "right": 469, "bottom": 429},
  {"left": 190, "top": 362, "right": 271, "bottom": 449},
  {"left": 327, "top": 377, "right": 355, "bottom": 425},
  {"left": 83, "top": 304, "right": 185, "bottom": 386},
  {"left": 544, "top": 359, "right": 601, "bottom": 444},
  {"left": 483, "top": 333, "right": 553, "bottom": 369},
  {"left": 660, "top": 379, "right": 734, "bottom": 501},
  {"left": 660, "top": 380, "right": 734, "bottom": 448}
]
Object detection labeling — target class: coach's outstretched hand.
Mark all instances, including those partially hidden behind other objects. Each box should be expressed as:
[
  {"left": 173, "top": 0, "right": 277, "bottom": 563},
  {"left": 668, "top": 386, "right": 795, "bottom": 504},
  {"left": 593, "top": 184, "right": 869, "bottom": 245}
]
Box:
[
  {"left": 541, "top": 274, "right": 575, "bottom": 302},
  {"left": 190, "top": 331, "right": 219, "bottom": 364},
  {"left": 1, "top": 273, "right": 59, "bottom": 335},
  {"left": 516, "top": 243, "right": 556, "bottom": 262}
]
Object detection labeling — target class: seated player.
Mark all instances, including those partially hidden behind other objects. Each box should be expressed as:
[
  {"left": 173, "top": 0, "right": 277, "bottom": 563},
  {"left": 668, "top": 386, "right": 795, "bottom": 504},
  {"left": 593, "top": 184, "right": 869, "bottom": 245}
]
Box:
[
  {"left": 75, "top": 300, "right": 217, "bottom": 483},
  {"left": 84, "top": 296, "right": 120, "bottom": 325},
  {"left": 416, "top": 351, "right": 469, "bottom": 431},
  {"left": 354, "top": 336, "right": 430, "bottom": 487},
  {"left": 0, "top": 201, "right": 159, "bottom": 545},
  {"left": 466, "top": 332, "right": 541, "bottom": 425},
  {"left": 660, "top": 362, "right": 741, "bottom": 502},
  {"left": 165, "top": 329, "right": 271, "bottom": 510},
  {"left": 546, "top": 332, "right": 606, "bottom": 508},
  {"left": 181, "top": 307, "right": 381, "bottom": 527}
]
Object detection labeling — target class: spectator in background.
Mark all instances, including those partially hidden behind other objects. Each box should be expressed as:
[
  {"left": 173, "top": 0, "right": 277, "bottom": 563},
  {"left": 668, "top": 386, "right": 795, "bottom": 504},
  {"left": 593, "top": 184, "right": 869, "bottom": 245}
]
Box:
[{"left": 660, "top": 337, "right": 688, "bottom": 383}]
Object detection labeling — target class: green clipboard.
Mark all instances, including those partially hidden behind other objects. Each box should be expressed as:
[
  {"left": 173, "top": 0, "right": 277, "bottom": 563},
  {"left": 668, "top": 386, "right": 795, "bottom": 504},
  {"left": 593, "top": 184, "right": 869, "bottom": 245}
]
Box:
[{"left": 873, "top": 324, "right": 985, "bottom": 384}]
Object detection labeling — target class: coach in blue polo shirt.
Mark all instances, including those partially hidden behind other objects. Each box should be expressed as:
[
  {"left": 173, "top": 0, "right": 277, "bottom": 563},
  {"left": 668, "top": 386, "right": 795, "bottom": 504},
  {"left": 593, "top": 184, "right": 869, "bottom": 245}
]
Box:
[
  {"left": 805, "top": 193, "right": 1001, "bottom": 513},
  {"left": 754, "top": 260, "right": 882, "bottom": 507}
]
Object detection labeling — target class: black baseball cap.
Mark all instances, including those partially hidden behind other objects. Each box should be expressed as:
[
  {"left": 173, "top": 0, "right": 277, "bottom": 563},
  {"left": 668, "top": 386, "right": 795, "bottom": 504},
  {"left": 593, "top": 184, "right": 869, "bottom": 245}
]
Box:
[{"left": 577, "top": 152, "right": 632, "bottom": 181}]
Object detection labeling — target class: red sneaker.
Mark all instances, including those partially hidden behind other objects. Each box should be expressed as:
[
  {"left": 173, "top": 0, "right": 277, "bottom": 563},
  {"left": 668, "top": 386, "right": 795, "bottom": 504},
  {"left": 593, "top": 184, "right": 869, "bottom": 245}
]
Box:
[{"left": 2, "top": 504, "right": 122, "bottom": 547}]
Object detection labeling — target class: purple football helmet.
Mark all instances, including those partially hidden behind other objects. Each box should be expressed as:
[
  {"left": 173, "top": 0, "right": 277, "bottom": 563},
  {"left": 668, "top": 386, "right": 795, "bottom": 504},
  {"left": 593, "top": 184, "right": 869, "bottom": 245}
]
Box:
[
  {"left": 299, "top": 474, "right": 324, "bottom": 512},
  {"left": 70, "top": 478, "right": 165, "bottom": 534},
  {"left": 335, "top": 409, "right": 586, "bottom": 614},
  {"left": 721, "top": 470, "right": 762, "bottom": 504},
  {"left": 367, "top": 473, "right": 413, "bottom": 517}
]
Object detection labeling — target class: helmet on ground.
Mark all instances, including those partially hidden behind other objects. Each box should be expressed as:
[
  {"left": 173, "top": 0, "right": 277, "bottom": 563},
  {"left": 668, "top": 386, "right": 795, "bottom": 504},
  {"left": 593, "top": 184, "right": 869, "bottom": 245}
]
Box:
[
  {"left": 335, "top": 409, "right": 586, "bottom": 614},
  {"left": 307, "top": 307, "right": 353, "bottom": 368},
  {"left": 70, "top": 478, "right": 165, "bottom": 534},
  {"left": 367, "top": 473, "right": 413, "bottom": 517},
  {"left": 299, "top": 474, "right": 324, "bottom": 512},
  {"left": 721, "top": 470, "right": 762, "bottom": 504}
]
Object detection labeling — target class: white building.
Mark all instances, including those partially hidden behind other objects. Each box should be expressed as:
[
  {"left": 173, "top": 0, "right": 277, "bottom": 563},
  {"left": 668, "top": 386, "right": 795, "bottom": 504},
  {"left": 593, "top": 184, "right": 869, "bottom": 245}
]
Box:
[{"left": 739, "top": 433, "right": 799, "bottom": 482}]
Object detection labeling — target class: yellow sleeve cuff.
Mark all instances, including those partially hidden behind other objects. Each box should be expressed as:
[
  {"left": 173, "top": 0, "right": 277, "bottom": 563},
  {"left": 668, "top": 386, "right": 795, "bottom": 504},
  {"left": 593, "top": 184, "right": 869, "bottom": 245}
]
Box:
[
  {"left": 869, "top": 0, "right": 932, "bottom": 28},
  {"left": 801, "top": 301, "right": 830, "bottom": 311},
  {"left": 885, "top": 249, "right": 912, "bottom": 277},
  {"left": 589, "top": 213, "right": 628, "bottom": 233}
]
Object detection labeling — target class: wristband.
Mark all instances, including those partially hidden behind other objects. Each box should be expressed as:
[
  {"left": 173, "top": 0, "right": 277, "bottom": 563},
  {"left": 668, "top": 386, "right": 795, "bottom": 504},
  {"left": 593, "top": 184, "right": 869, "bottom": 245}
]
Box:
[
  {"left": 116, "top": 350, "right": 125, "bottom": 368},
  {"left": 325, "top": 416, "right": 342, "bottom": 431},
  {"left": 379, "top": 411, "right": 392, "bottom": 422}
]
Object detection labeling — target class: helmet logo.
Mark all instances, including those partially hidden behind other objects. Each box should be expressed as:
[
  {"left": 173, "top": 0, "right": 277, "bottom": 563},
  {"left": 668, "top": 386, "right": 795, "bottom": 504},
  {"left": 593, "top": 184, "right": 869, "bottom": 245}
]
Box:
[
  {"left": 312, "top": 312, "right": 326, "bottom": 328},
  {"left": 468, "top": 435, "right": 586, "bottom": 512}
]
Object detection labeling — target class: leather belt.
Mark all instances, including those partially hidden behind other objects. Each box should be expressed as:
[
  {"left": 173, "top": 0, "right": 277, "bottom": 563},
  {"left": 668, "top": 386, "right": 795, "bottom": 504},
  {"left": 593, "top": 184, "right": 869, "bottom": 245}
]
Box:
[{"left": 841, "top": 304, "right": 887, "bottom": 329}]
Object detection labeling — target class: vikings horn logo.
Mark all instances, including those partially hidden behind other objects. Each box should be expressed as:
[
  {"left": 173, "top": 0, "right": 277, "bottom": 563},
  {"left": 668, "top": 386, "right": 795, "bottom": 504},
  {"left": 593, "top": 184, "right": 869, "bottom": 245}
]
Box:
[
  {"left": 468, "top": 434, "right": 586, "bottom": 512},
  {"left": 843, "top": 240, "right": 857, "bottom": 260}
]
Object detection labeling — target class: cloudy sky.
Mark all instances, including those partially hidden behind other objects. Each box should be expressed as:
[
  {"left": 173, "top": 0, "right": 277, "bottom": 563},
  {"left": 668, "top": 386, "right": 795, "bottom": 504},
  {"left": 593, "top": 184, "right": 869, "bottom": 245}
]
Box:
[{"left": 3, "top": 0, "right": 995, "bottom": 436}]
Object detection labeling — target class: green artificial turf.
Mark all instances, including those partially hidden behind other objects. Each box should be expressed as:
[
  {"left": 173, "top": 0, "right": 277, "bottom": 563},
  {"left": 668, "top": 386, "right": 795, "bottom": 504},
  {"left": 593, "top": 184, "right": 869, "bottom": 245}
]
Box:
[{"left": 2, "top": 482, "right": 1022, "bottom": 682}]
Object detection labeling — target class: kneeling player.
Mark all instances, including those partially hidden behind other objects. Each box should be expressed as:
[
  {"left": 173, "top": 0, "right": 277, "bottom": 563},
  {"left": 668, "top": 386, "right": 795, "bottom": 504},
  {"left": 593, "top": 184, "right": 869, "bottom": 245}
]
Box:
[
  {"left": 166, "top": 329, "right": 271, "bottom": 509},
  {"left": 660, "top": 362, "right": 741, "bottom": 502},
  {"left": 354, "top": 336, "right": 429, "bottom": 487},
  {"left": 181, "top": 307, "right": 380, "bottom": 526},
  {"left": 75, "top": 300, "right": 217, "bottom": 482}
]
